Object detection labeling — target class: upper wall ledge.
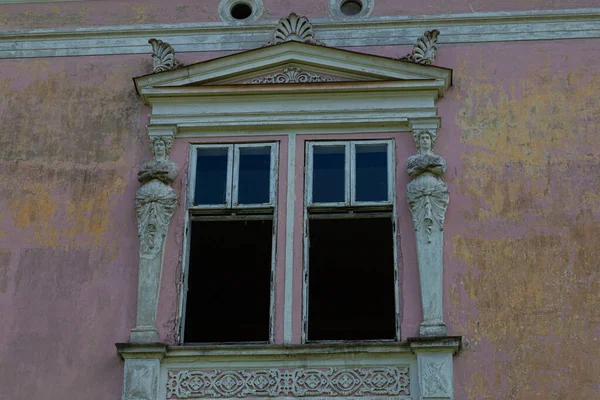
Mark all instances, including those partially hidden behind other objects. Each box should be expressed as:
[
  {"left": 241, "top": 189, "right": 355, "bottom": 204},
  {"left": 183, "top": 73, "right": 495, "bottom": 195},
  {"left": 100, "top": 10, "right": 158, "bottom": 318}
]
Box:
[{"left": 1, "top": 8, "right": 600, "bottom": 59}]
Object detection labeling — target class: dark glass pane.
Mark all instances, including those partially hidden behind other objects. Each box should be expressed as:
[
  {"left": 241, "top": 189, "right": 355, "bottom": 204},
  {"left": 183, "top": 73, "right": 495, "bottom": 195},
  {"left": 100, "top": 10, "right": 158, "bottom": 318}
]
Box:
[
  {"left": 308, "top": 217, "right": 396, "bottom": 341},
  {"left": 185, "top": 220, "right": 273, "bottom": 343},
  {"left": 356, "top": 144, "right": 388, "bottom": 202},
  {"left": 312, "top": 145, "right": 345, "bottom": 203},
  {"left": 238, "top": 147, "right": 271, "bottom": 205},
  {"left": 195, "top": 147, "right": 228, "bottom": 205}
]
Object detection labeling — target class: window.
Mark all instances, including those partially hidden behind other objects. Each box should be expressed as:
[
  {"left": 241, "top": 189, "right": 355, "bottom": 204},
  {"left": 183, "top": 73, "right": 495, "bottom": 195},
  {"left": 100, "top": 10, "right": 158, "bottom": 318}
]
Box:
[
  {"left": 303, "top": 140, "right": 398, "bottom": 342},
  {"left": 183, "top": 143, "right": 278, "bottom": 343}
]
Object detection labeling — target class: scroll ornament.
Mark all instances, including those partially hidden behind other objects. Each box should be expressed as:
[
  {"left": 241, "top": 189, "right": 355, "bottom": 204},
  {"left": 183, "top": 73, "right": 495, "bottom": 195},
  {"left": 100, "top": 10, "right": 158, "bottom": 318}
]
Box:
[
  {"left": 251, "top": 67, "right": 332, "bottom": 84},
  {"left": 406, "top": 130, "right": 449, "bottom": 243},
  {"left": 136, "top": 136, "right": 179, "bottom": 259},
  {"left": 265, "top": 13, "right": 325, "bottom": 46},
  {"left": 399, "top": 30, "right": 440, "bottom": 65},
  {"left": 149, "top": 38, "right": 183, "bottom": 73}
]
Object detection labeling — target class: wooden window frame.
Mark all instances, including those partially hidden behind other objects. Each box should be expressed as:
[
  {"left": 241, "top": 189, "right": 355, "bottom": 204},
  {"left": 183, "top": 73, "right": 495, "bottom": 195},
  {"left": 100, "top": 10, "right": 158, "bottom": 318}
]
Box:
[
  {"left": 302, "top": 139, "right": 400, "bottom": 343},
  {"left": 180, "top": 142, "right": 279, "bottom": 344}
]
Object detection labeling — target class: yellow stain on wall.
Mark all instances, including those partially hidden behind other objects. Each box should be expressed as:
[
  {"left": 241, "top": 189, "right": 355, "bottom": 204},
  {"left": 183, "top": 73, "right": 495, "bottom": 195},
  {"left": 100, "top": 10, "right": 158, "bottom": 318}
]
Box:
[{"left": 449, "top": 50, "right": 600, "bottom": 399}]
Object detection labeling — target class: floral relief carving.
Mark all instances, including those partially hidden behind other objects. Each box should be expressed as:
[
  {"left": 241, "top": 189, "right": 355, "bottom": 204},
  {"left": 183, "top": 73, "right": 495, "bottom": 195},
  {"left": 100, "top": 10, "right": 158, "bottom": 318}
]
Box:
[
  {"left": 399, "top": 30, "right": 440, "bottom": 65},
  {"left": 251, "top": 68, "right": 333, "bottom": 84},
  {"left": 167, "top": 367, "right": 410, "bottom": 399},
  {"left": 265, "top": 13, "right": 325, "bottom": 46},
  {"left": 149, "top": 38, "right": 183, "bottom": 73}
]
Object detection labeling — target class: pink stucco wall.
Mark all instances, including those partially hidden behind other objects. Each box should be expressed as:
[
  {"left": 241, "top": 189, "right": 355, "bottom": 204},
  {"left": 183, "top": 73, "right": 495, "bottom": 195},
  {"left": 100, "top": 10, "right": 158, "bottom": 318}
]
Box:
[
  {"left": 0, "top": 4, "right": 599, "bottom": 397},
  {"left": 0, "top": 0, "right": 597, "bottom": 29}
]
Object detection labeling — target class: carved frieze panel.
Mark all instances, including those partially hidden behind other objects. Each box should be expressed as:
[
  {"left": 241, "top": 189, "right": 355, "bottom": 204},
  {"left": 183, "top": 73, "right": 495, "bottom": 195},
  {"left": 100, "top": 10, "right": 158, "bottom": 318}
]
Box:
[{"left": 166, "top": 367, "right": 411, "bottom": 399}]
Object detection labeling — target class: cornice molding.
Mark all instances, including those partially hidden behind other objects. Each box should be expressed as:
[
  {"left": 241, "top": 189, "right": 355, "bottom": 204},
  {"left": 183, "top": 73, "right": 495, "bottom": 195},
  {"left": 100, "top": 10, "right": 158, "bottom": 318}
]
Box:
[{"left": 1, "top": 8, "right": 599, "bottom": 59}]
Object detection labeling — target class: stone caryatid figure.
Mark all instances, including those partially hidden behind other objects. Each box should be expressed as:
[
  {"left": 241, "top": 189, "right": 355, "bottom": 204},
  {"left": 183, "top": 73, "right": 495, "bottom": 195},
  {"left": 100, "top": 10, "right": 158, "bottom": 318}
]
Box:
[
  {"left": 406, "top": 129, "right": 449, "bottom": 337},
  {"left": 131, "top": 135, "right": 178, "bottom": 343}
]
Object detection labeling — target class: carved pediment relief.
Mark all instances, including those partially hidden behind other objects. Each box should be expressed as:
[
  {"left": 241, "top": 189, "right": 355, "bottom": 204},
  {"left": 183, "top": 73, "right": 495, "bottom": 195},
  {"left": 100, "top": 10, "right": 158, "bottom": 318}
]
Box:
[
  {"left": 134, "top": 41, "right": 451, "bottom": 94},
  {"left": 133, "top": 40, "right": 452, "bottom": 135}
]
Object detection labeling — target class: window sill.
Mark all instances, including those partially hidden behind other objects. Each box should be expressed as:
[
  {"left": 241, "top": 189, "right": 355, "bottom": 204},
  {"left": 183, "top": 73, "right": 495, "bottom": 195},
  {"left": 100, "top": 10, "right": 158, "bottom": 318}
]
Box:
[{"left": 117, "top": 338, "right": 461, "bottom": 400}]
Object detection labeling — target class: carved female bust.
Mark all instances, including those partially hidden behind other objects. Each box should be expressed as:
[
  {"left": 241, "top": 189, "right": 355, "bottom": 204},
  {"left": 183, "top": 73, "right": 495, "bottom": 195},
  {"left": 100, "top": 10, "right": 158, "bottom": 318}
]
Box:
[
  {"left": 135, "top": 136, "right": 179, "bottom": 259},
  {"left": 406, "top": 130, "right": 449, "bottom": 241}
]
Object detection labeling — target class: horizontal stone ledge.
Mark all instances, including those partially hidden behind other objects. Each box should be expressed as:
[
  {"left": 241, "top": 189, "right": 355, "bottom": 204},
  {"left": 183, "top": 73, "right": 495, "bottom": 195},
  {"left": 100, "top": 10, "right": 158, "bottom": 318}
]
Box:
[{"left": 1, "top": 8, "right": 599, "bottom": 58}]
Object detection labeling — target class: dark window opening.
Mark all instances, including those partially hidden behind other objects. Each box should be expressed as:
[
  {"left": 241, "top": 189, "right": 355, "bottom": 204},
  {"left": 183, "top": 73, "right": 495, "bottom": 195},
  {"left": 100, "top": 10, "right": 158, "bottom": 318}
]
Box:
[
  {"left": 307, "top": 217, "right": 396, "bottom": 341},
  {"left": 231, "top": 3, "right": 253, "bottom": 20},
  {"left": 184, "top": 219, "right": 273, "bottom": 343},
  {"left": 340, "top": 0, "right": 363, "bottom": 16}
]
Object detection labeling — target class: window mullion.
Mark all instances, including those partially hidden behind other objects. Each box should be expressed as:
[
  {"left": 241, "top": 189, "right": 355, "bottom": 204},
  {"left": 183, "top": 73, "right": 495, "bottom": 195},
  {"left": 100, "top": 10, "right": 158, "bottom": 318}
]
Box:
[
  {"left": 227, "top": 144, "right": 236, "bottom": 208},
  {"left": 345, "top": 142, "right": 352, "bottom": 206},
  {"left": 349, "top": 142, "right": 356, "bottom": 206}
]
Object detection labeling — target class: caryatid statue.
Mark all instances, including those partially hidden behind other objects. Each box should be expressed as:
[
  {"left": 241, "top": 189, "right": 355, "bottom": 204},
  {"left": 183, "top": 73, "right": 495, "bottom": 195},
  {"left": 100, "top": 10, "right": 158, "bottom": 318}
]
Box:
[
  {"left": 131, "top": 135, "right": 179, "bottom": 343},
  {"left": 406, "top": 129, "right": 449, "bottom": 337}
]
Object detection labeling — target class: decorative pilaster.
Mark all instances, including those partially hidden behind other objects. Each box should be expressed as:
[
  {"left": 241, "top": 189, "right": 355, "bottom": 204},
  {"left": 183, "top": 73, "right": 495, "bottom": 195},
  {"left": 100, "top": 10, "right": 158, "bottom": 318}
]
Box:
[
  {"left": 131, "top": 127, "right": 179, "bottom": 343},
  {"left": 406, "top": 129, "right": 449, "bottom": 337}
]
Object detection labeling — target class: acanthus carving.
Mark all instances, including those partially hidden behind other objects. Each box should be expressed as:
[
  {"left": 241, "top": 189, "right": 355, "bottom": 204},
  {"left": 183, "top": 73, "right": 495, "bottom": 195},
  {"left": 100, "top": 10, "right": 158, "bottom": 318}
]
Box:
[
  {"left": 399, "top": 30, "right": 440, "bottom": 65},
  {"left": 167, "top": 367, "right": 410, "bottom": 399},
  {"left": 136, "top": 136, "right": 178, "bottom": 259},
  {"left": 406, "top": 130, "right": 449, "bottom": 243},
  {"left": 149, "top": 38, "right": 183, "bottom": 73},
  {"left": 265, "top": 13, "right": 325, "bottom": 46},
  {"left": 251, "top": 67, "right": 333, "bottom": 84}
]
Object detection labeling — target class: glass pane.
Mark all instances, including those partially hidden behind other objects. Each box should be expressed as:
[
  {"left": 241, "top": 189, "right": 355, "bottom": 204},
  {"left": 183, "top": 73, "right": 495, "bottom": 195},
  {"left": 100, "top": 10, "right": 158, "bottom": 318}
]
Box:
[
  {"left": 195, "top": 147, "right": 229, "bottom": 205},
  {"left": 355, "top": 144, "right": 389, "bottom": 202},
  {"left": 312, "top": 145, "right": 346, "bottom": 203},
  {"left": 237, "top": 146, "right": 271, "bottom": 205}
]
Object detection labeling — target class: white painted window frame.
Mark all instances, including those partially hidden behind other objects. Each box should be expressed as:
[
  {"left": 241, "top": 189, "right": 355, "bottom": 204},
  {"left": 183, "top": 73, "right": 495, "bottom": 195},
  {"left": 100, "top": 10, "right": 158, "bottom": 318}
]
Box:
[
  {"left": 188, "top": 143, "right": 277, "bottom": 210},
  {"left": 180, "top": 141, "right": 279, "bottom": 344},
  {"left": 306, "top": 140, "right": 394, "bottom": 208},
  {"left": 302, "top": 139, "right": 399, "bottom": 344}
]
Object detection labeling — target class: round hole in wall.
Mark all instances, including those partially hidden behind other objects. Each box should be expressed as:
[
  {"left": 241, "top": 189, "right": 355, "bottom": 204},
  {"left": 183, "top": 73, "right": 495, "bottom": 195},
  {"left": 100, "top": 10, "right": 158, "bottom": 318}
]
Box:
[
  {"left": 340, "top": 0, "right": 363, "bottom": 16},
  {"left": 230, "top": 2, "right": 253, "bottom": 19}
]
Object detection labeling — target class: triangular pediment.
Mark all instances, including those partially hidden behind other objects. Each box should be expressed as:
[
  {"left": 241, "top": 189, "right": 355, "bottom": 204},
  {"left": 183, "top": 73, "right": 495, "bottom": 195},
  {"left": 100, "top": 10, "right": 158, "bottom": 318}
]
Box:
[{"left": 134, "top": 41, "right": 451, "bottom": 95}]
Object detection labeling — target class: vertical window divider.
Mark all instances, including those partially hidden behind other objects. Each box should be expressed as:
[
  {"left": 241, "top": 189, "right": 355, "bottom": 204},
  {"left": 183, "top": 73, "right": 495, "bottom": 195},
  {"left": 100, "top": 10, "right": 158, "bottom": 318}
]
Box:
[
  {"left": 231, "top": 144, "right": 241, "bottom": 207},
  {"left": 349, "top": 141, "right": 356, "bottom": 206},
  {"left": 225, "top": 144, "right": 235, "bottom": 208}
]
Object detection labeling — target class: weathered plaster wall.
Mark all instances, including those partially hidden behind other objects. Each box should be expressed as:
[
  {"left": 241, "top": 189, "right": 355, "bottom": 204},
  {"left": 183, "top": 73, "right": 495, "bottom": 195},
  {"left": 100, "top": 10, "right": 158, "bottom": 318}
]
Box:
[
  {"left": 0, "top": 55, "right": 155, "bottom": 398},
  {"left": 1, "top": 22, "right": 599, "bottom": 400},
  {"left": 0, "top": 0, "right": 597, "bottom": 30},
  {"left": 436, "top": 39, "right": 600, "bottom": 399}
]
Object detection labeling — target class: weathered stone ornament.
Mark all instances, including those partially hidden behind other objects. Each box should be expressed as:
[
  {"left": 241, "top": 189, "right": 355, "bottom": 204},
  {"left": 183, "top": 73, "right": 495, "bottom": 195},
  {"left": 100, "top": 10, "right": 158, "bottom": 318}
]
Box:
[
  {"left": 251, "top": 67, "right": 332, "bottom": 84},
  {"left": 399, "top": 30, "right": 440, "bottom": 65},
  {"left": 131, "top": 135, "right": 179, "bottom": 343},
  {"left": 406, "top": 129, "right": 449, "bottom": 337},
  {"left": 265, "top": 13, "right": 325, "bottom": 46},
  {"left": 149, "top": 38, "right": 183, "bottom": 73},
  {"left": 167, "top": 366, "right": 410, "bottom": 399}
]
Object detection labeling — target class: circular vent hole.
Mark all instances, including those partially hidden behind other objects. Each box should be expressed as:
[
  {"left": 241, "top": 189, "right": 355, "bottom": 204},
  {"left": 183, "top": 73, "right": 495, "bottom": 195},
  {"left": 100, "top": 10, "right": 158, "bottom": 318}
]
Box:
[
  {"left": 231, "top": 2, "right": 253, "bottom": 19},
  {"left": 340, "top": 0, "right": 362, "bottom": 16}
]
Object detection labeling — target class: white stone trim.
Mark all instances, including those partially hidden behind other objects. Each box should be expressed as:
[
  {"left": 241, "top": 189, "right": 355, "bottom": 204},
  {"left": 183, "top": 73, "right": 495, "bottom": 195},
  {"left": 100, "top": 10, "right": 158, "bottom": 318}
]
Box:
[
  {"left": 283, "top": 133, "right": 296, "bottom": 344},
  {"left": 1, "top": 8, "right": 600, "bottom": 58}
]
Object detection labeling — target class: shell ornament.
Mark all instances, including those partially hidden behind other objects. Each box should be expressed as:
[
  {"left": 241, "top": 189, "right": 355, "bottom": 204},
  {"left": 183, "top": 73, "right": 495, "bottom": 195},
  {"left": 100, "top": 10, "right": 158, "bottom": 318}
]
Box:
[{"left": 266, "top": 13, "right": 325, "bottom": 46}]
